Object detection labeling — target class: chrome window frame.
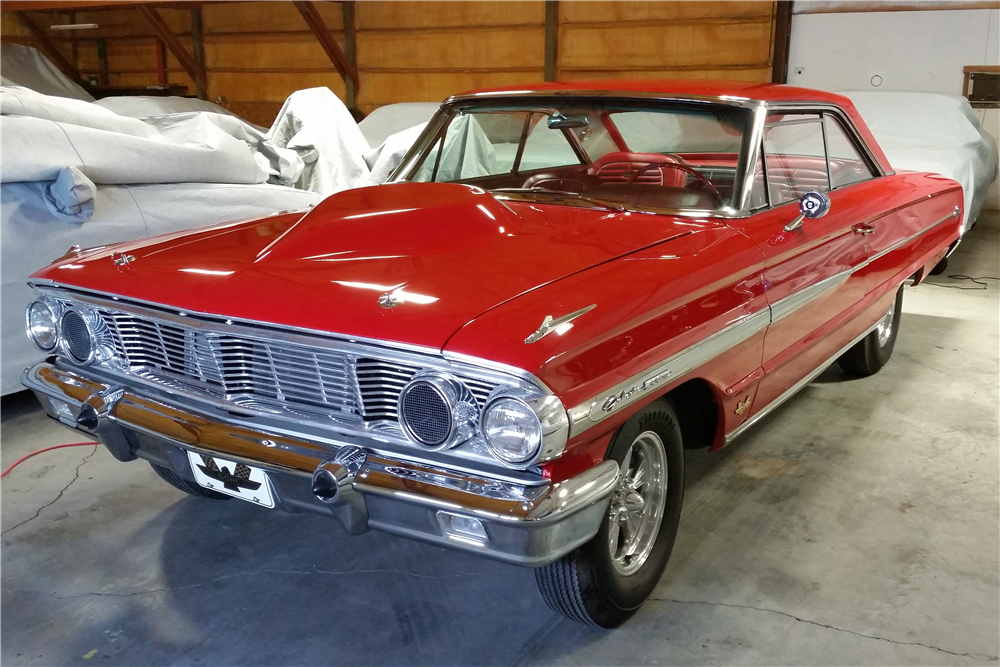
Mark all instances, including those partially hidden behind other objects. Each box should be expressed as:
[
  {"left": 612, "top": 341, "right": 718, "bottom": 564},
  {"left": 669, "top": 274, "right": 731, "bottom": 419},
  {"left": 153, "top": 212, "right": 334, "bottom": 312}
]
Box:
[{"left": 743, "top": 102, "right": 889, "bottom": 215}]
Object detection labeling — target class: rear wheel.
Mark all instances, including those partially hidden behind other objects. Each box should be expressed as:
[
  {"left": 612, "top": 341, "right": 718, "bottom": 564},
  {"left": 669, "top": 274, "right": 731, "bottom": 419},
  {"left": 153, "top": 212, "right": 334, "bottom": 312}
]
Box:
[
  {"left": 149, "top": 462, "right": 231, "bottom": 500},
  {"left": 838, "top": 285, "right": 903, "bottom": 377},
  {"left": 534, "top": 400, "right": 685, "bottom": 627}
]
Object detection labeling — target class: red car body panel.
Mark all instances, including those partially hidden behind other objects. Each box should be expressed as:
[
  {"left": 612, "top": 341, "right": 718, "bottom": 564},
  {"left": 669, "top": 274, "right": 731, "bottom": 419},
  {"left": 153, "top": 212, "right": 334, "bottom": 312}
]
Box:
[
  {"left": 29, "top": 83, "right": 964, "bottom": 485},
  {"left": 37, "top": 183, "right": 703, "bottom": 351}
]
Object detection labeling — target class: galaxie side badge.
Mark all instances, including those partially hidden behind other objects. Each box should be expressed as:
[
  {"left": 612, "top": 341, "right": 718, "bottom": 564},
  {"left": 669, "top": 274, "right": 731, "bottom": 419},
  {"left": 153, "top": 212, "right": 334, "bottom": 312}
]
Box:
[{"left": 525, "top": 304, "right": 596, "bottom": 344}]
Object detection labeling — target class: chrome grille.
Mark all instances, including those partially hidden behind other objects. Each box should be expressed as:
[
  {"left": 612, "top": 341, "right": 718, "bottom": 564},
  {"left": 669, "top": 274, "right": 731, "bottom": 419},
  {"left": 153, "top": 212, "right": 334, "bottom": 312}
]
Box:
[
  {"left": 92, "top": 307, "right": 500, "bottom": 425},
  {"left": 355, "top": 358, "right": 418, "bottom": 421}
]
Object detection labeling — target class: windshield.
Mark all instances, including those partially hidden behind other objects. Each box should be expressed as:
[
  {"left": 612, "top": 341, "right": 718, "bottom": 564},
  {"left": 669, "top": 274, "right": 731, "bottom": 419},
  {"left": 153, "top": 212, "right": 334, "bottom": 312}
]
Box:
[{"left": 397, "top": 100, "right": 752, "bottom": 212}]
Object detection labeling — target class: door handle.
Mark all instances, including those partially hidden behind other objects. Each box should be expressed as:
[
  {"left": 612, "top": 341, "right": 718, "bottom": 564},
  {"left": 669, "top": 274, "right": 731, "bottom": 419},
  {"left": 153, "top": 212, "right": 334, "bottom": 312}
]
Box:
[{"left": 852, "top": 223, "right": 876, "bottom": 236}]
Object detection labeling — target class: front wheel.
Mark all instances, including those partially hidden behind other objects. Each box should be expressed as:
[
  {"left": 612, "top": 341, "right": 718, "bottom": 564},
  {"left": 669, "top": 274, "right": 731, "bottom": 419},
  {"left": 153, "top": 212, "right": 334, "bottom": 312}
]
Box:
[
  {"left": 534, "top": 400, "right": 685, "bottom": 627},
  {"left": 838, "top": 285, "right": 903, "bottom": 377}
]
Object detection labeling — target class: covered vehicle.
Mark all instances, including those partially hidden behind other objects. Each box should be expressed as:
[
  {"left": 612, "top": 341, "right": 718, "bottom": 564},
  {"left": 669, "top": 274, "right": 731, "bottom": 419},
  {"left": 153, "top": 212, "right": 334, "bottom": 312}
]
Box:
[
  {"left": 844, "top": 91, "right": 997, "bottom": 239},
  {"left": 21, "top": 81, "right": 962, "bottom": 627}
]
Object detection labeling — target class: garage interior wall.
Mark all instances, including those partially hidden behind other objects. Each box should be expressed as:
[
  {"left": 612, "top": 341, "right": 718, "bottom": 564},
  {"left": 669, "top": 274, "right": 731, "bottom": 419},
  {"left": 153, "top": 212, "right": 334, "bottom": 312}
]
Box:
[
  {"left": 787, "top": 0, "right": 1000, "bottom": 208},
  {"left": 1, "top": 1, "right": 781, "bottom": 125}
]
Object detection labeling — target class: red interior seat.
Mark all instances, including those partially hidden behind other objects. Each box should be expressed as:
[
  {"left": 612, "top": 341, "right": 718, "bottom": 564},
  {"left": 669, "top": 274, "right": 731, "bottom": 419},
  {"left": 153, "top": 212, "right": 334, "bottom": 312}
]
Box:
[{"left": 587, "top": 152, "right": 686, "bottom": 187}]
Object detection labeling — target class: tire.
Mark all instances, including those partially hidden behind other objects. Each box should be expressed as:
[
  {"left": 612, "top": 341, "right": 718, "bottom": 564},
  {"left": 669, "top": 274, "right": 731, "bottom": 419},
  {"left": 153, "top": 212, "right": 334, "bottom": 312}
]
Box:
[
  {"left": 149, "top": 462, "right": 231, "bottom": 500},
  {"left": 838, "top": 285, "right": 903, "bottom": 377},
  {"left": 534, "top": 399, "right": 685, "bottom": 627}
]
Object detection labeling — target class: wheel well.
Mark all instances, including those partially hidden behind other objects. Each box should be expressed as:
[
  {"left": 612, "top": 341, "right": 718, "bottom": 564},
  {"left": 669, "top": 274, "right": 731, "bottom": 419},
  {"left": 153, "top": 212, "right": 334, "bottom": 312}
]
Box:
[{"left": 664, "top": 379, "right": 720, "bottom": 449}]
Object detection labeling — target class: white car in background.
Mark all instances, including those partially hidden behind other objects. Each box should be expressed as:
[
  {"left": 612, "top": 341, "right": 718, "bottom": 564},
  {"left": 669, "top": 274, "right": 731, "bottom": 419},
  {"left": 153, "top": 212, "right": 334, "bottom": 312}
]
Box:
[{"left": 844, "top": 91, "right": 998, "bottom": 241}]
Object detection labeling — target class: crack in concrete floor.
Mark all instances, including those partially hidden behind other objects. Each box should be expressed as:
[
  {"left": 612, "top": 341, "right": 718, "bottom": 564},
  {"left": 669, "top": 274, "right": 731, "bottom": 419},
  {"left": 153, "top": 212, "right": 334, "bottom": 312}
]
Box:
[
  {"left": 650, "top": 596, "right": 1000, "bottom": 662},
  {"left": 1, "top": 445, "right": 98, "bottom": 537}
]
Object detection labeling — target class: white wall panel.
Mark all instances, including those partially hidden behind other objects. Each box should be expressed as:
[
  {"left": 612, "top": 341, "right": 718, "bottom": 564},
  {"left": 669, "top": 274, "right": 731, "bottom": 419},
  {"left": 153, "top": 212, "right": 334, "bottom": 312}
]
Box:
[{"left": 788, "top": 8, "right": 999, "bottom": 208}]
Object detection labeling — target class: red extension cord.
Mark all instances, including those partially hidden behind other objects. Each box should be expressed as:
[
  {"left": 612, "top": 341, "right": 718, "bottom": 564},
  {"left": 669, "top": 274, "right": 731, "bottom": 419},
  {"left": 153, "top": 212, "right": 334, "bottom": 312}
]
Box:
[{"left": 1, "top": 442, "right": 99, "bottom": 479}]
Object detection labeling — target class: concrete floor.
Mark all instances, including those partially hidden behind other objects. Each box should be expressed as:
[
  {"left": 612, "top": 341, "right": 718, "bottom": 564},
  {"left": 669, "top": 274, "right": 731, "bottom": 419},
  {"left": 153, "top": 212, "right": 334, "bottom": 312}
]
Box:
[{"left": 2, "top": 212, "right": 998, "bottom": 667}]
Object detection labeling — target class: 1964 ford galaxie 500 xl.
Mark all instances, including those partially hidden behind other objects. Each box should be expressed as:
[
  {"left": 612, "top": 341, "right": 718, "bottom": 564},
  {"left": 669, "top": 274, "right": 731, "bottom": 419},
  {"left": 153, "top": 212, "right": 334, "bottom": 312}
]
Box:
[{"left": 22, "top": 81, "right": 962, "bottom": 627}]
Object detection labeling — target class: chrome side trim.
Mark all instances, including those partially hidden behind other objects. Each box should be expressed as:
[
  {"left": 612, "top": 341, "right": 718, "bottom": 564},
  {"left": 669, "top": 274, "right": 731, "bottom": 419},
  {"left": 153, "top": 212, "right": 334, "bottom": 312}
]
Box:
[
  {"left": 770, "top": 271, "right": 850, "bottom": 323},
  {"left": 723, "top": 317, "right": 883, "bottom": 445},
  {"left": 568, "top": 308, "right": 770, "bottom": 437}
]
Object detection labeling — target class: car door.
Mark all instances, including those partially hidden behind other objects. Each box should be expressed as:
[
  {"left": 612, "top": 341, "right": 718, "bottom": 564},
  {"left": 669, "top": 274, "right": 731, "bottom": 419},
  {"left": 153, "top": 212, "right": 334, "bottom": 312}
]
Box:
[{"left": 730, "top": 110, "right": 879, "bottom": 418}]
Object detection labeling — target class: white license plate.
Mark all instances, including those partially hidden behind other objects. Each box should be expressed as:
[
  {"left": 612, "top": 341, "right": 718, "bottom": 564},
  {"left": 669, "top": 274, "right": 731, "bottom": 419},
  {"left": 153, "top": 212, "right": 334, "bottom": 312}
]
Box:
[{"left": 187, "top": 450, "right": 275, "bottom": 508}]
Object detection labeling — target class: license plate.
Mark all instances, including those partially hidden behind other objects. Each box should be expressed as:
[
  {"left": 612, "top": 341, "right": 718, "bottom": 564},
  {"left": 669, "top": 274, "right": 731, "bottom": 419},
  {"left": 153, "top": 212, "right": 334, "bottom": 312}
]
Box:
[{"left": 187, "top": 451, "right": 275, "bottom": 508}]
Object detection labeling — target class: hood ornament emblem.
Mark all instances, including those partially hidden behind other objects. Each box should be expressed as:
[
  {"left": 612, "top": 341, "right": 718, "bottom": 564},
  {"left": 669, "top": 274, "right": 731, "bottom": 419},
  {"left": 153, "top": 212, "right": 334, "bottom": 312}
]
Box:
[
  {"left": 111, "top": 252, "right": 135, "bottom": 267},
  {"left": 525, "top": 304, "right": 596, "bottom": 344},
  {"left": 378, "top": 292, "right": 402, "bottom": 309}
]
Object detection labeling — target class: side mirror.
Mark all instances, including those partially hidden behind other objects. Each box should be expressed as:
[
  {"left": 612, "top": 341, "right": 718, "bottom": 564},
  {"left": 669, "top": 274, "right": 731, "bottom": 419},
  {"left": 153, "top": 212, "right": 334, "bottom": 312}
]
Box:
[{"left": 784, "top": 190, "right": 831, "bottom": 231}]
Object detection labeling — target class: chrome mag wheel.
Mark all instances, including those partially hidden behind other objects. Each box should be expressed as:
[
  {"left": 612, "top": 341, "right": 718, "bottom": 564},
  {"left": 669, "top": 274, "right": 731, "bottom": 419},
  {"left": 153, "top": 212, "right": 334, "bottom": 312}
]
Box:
[
  {"left": 608, "top": 430, "right": 668, "bottom": 576},
  {"left": 877, "top": 297, "right": 896, "bottom": 347}
]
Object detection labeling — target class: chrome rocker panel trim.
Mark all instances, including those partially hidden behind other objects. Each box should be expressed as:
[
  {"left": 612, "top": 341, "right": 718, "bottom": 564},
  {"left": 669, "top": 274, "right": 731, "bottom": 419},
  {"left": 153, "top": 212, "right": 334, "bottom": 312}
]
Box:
[
  {"left": 724, "top": 316, "right": 885, "bottom": 444},
  {"left": 23, "top": 361, "right": 618, "bottom": 567}
]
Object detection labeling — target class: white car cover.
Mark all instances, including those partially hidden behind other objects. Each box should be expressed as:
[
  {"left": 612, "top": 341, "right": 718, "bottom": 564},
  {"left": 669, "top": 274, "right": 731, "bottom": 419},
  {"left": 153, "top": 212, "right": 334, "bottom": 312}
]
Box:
[
  {"left": 844, "top": 91, "right": 999, "bottom": 235},
  {"left": 0, "top": 43, "right": 94, "bottom": 102},
  {"left": 358, "top": 102, "right": 439, "bottom": 149},
  {"left": 94, "top": 95, "right": 240, "bottom": 120}
]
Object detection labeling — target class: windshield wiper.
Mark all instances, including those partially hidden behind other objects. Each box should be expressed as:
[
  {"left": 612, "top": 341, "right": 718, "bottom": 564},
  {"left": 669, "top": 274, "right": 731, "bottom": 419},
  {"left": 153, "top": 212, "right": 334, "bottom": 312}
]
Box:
[{"left": 491, "top": 188, "right": 626, "bottom": 213}]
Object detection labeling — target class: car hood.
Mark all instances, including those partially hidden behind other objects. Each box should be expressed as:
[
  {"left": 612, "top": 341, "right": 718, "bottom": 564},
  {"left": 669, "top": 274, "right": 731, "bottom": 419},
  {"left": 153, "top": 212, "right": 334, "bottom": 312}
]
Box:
[{"left": 35, "top": 183, "right": 697, "bottom": 350}]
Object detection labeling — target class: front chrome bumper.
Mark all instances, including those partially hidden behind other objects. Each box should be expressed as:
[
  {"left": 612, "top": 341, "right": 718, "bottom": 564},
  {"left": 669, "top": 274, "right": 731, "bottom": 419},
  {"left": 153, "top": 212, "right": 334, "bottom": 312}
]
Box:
[{"left": 23, "top": 361, "right": 618, "bottom": 567}]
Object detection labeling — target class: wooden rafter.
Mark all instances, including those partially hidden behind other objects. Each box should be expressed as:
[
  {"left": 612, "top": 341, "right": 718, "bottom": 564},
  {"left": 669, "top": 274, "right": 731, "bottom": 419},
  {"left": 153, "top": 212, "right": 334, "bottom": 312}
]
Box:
[
  {"left": 136, "top": 5, "right": 206, "bottom": 90},
  {"left": 544, "top": 0, "right": 558, "bottom": 82},
  {"left": 14, "top": 11, "right": 82, "bottom": 81},
  {"left": 341, "top": 1, "right": 357, "bottom": 108},
  {"left": 293, "top": 0, "right": 359, "bottom": 90}
]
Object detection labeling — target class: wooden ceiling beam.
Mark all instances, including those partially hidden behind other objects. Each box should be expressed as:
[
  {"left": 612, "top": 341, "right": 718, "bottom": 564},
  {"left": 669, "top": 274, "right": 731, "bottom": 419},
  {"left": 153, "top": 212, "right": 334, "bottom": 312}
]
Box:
[
  {"left": 2, "top": 1, "right": 219, "bottom": 12},
  {"left": 14, "top": 11, "right": 83, "bottom": 81},
  {"left": 293, "top": 0, "right": 359, "bottom": 90},
  {"left": 136, "top": 5, "right": 206, "bottom": 90}
]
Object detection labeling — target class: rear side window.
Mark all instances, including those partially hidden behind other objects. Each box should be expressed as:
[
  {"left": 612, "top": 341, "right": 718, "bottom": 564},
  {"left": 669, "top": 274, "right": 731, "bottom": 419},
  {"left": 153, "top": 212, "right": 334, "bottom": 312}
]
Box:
[
  {"left": 756, "top": 112, "right": 876, "bottom": 207},
  {"left": 825, "top": 116, "right": 875, "bottom": 188}
]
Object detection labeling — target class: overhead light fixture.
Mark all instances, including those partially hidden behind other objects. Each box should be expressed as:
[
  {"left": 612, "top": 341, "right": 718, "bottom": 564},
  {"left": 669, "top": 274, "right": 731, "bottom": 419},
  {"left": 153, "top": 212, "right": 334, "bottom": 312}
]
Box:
[{"left": 49, "top": 23, "right": 99, "bottom": 30}]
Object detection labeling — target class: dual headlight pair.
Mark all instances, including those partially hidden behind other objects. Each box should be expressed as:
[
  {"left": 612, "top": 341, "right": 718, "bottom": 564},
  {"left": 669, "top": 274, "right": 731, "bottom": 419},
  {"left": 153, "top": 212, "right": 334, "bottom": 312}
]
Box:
[
  {"left": 25, "top": 298, "right": 115, "bottom": 366},
  {"left": 397, "top": 373, "right": 565, "bottom": 466}
]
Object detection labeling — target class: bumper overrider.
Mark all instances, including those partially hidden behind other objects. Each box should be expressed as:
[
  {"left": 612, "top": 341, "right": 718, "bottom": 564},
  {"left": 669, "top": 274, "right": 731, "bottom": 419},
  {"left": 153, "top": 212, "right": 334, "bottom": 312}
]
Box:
[{"left": 23, "top": 360, "right": 618, "bottom": 566}]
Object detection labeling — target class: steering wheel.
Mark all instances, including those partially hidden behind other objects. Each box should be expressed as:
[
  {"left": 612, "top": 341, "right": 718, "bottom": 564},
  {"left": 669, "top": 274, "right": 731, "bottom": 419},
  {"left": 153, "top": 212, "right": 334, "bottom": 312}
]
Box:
[{"left": 627, "top": 162, "right": 722, "bottom": 203}]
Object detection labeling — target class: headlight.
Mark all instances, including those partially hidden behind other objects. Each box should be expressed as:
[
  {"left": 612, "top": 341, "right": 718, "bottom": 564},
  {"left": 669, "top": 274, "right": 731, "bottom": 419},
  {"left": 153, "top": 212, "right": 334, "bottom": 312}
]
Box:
[
  {"left": 398, "top": 373, "right": 478, "bottom": 450},
  {"left": 25, "top": 299, "right": 60, "bottom": 351},
  {"left": 481, "top": 397, "right": 543, "bottom": 464}
]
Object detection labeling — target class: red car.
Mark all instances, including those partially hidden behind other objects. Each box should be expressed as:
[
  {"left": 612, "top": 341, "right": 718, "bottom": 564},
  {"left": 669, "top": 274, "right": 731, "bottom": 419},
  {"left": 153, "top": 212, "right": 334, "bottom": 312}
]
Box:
[{"left": 22, "top": 81, "right": 961, "bottom": 627}]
